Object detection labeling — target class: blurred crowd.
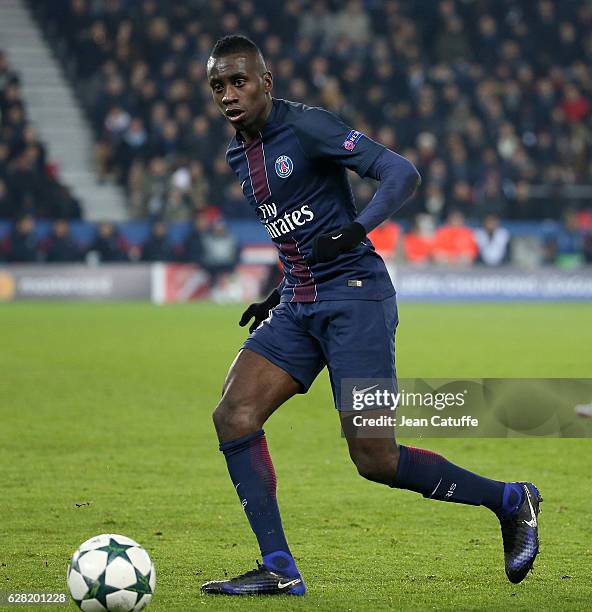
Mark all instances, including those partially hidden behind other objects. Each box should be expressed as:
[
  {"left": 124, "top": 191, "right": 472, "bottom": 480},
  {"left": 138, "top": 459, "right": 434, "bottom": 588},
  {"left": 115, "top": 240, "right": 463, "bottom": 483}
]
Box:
[
  {"left": 3, "top": 210, "right": 591, "bottom": 268},
  {"left": 30, "top": 0, "right": 591, "bottom": 227},
  {"left": 0, "top": 212, "right": 240, "bottom": 275},
  {"left": 369, "top": 209, "right": 592, "bottom": 266},
  {"left": 0, "top": 50, "right": 82, "bottom": 220}
]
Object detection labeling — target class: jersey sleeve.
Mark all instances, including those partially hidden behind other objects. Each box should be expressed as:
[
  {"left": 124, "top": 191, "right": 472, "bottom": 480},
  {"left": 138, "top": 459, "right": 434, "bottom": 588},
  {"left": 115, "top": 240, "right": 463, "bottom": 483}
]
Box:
[{"left": 290, "top": 107, "right": 385, "bottom": 177}]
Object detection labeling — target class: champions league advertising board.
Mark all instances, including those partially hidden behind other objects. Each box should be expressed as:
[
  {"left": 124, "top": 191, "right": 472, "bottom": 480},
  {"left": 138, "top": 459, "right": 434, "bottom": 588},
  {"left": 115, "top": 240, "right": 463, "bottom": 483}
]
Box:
[{"left": 2, "top": 264, "right": 592, "bottom": 303}]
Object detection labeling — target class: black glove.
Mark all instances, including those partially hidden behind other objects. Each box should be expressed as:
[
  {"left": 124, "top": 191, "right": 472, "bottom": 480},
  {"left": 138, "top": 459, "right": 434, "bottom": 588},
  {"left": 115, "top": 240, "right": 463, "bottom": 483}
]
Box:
[
  {"left": 305, "top": 222, "right": 366, "bottom": 265},
  {"left": 239, "top": 289, "right": 281, "bottom": 333}
]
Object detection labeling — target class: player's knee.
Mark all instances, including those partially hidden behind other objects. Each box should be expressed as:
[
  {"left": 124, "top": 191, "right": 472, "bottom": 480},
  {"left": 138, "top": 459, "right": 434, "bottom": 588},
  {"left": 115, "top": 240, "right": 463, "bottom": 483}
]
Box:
[
  {"left": 354, "top": 455, "right": 385, "bottom": 483},
  {"left": 212, "top": 396, "right": 260, "bottom": 439},
  {"left": 354, "top": 458, "right": 374, "bottom": 482},
  {"left": 211, "top": 405, "right": 222, "bottom": 429},
  {"left": 351, "top": 443, "right": 400, "bottom": 485}
]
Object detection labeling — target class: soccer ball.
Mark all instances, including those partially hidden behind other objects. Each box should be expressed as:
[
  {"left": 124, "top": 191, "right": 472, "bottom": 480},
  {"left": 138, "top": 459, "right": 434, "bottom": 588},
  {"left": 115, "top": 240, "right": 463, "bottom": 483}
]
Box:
[{"left": 67, "top": 534, "right": 155, "bottom": 611}]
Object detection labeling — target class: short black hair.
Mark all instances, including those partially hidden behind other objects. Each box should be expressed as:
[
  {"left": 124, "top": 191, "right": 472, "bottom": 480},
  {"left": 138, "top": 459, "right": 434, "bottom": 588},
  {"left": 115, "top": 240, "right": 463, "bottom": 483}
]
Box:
[{"left": 210, "top": 35, "right": 262, "bottom": 59}]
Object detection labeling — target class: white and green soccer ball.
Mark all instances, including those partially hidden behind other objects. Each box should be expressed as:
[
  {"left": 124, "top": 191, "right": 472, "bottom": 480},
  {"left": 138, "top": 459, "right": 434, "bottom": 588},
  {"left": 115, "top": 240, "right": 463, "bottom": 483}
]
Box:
[{"left": 67, "top": 534, "right": 155, "bottom": 611}]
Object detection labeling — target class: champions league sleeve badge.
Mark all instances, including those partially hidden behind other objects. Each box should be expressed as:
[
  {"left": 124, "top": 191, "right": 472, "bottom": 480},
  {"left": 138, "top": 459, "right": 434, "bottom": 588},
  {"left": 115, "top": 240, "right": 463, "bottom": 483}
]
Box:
[
  {"left": 342, "top": 130, "right": 363, "bottom": 151},
  {"left": 275, "top": 155, "right": 293, "bottom": 178}
]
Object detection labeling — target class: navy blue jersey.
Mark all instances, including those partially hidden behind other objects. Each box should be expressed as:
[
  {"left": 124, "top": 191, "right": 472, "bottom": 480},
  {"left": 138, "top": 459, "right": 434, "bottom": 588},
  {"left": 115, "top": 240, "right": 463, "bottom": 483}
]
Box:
[{"left": 226, "top": 98, "right": 395, "bottom": 302}]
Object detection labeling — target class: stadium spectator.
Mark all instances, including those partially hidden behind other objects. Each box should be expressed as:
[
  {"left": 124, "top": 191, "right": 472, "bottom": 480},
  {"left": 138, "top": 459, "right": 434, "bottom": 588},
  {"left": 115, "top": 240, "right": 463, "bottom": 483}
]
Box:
[
  {"left": 141, "top": 220, "right": 175, "bottom": 262},
  {"left": 329, "top": 0, "right": 371, "bottom": 47},
  {"left": 200, "top": 219, "right": 239, "bottom": 281},
  {"left": 113, "top": 117, "right": 148, "bottom": 185},
  {"left": 475, "top": 214, "right": 511, "bottom": 266},
  {"left": 4, "top": 146, "right": 44, "bottom": 218},
  {"left": 446, "top": 181, "right": 474, "bottom": 219},
  {"left": 165, "top": 158, "right": 204, "bottom": 222},
  {"left": 543, "top": 208, "right": 586, "bottom": 267},
  {"left": 88, "top": 222, "right": 128, "bottom": 262},
  {"left": 432, "top": 210, "right": 478, "bottom": 265},
  {"left": 129, "top": 157, "right": 169, "bottom": 219},
  {"left": 474, "top": 176, "right": 507, "bottom": 220},
  {"left": 434, "top": 15, "right": 470, "bottom": 63},
  {"left": 368, "top": 222, "right": 401, "bottom": 260},
  {"left": 95, "top": 105, "right": 131, "bottom": 182},
  {"left": 299, "top": 2, "right": 333, "bottom": 43},
  {"left": 183, "top": 214, "right": 208, "bottom": 265},
  {"left": 560, "top": 84, "right": 590, "bottom": 124},
  {"left": 6, "top": 214, "right": 40, "bottom": 262},
  {"left": 403, "top": 215, "right": 434, "bottom": 265},
  {"left": 46, "top": 219, "right": 82, "bottom": 262},
  {"left": 0, "top": 178, "right": 17, "bottom": 218}
]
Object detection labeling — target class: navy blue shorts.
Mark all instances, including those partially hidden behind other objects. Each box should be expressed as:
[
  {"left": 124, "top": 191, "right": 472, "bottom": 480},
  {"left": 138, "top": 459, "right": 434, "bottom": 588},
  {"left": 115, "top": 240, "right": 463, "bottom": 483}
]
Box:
[{"left": 243, "top": 296, "right": 398, "bottom": 410}]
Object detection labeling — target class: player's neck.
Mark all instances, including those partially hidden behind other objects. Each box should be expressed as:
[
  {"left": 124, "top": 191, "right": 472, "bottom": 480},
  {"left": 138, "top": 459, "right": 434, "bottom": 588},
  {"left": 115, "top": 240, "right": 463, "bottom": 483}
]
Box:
[{"left": 240, "top": 97, "right": 274, "bottom": 143}]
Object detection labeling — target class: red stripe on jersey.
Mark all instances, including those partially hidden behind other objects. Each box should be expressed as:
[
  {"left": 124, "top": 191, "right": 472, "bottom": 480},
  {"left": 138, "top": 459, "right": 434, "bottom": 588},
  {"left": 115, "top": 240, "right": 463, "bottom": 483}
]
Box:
[
  {"left": 244, "top": 137, "right": 271, "bottom": 204},
  {"left": 279, "top": 239, "right": 317, "bottom": 302}
]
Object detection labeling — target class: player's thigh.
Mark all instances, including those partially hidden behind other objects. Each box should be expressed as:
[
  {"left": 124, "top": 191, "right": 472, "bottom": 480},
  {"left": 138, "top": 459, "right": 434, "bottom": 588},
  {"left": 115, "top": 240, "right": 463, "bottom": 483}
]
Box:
[
  {"left": 215, "top": 303, "right": 324, "bottom": 440},
  {"left": 241, "top": 302, "right": 325, "bottom": 396},
  {"left": 320, "top": 295, "right": 398, "bottom": 410},
  {"left": 214, "top": 348, "right": 300, "bottom": 440}
]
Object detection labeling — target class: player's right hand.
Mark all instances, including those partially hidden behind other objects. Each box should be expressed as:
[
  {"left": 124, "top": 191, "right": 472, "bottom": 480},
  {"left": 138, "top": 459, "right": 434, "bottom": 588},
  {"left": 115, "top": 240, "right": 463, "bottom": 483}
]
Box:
[
  {"left": 239, "top": 289, "right": 281, "bottom": 333},
  {"left": 305, "top": 222, "right": 366, "bottom": 265}
]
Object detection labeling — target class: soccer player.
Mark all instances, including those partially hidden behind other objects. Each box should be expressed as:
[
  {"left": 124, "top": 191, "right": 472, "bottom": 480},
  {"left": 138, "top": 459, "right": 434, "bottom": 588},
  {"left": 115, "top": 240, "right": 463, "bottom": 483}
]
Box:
[{"left": 201, "top": 35, "right": 541, "bottom": 596}]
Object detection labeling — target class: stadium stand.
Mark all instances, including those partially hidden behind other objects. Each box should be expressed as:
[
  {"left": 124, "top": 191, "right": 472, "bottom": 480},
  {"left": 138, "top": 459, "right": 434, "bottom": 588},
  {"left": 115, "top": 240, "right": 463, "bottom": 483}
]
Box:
[
  {"left": 0, "top": 49, "right": 82, "bottom": 220},
  {"left": 0, "top": 0, "right": 590, "bottom": 267}
]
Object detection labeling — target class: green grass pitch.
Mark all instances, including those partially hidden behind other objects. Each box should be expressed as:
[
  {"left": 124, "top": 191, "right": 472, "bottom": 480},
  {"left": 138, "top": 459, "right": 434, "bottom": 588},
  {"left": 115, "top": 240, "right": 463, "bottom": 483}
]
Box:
[{"left": 1, "top": 302, "right": 591, "bottom": 611}]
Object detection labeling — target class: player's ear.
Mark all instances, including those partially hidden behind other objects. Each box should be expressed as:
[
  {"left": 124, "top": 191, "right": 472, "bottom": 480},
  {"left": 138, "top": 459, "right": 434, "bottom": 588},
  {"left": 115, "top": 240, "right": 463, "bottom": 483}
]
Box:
[{"left": 263, "top": 71, "right": 273, "bottom": 94}]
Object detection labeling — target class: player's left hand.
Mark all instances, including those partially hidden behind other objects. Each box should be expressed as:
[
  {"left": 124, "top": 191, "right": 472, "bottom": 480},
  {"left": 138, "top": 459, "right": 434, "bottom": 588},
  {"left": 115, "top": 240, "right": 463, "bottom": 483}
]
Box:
[
  {"left": 305, "top": 222, "right": 366, "bottom": 265},
  {"left": 239, "top": 288, "right": 281, "bottom": 333}
]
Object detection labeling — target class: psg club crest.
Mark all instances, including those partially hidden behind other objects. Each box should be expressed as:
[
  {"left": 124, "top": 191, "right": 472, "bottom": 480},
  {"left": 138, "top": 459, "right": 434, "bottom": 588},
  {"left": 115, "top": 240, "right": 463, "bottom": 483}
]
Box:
[{"left": 275, "top": 155, "right": 293, "bottom": 178}]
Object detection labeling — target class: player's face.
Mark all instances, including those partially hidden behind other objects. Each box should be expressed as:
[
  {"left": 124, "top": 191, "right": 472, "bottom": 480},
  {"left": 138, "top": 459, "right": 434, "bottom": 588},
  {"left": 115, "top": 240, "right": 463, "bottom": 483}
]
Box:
[{"left": 207, "top": 53, "right": 272, "bottom": 135}]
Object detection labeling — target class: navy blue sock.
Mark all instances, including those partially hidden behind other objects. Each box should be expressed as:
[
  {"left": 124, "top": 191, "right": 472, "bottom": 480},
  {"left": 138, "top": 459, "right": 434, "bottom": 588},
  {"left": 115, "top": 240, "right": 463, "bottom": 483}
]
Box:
[
  {"left": 392, "top": 445, "right": 520, "bottom": 514},
  {"left": 499, "top": 482, "right": 525, "bottom": 517},
  {"left": 220, "top": 429, "right": 299, "bottom": 576}
]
